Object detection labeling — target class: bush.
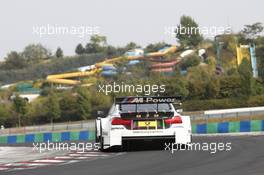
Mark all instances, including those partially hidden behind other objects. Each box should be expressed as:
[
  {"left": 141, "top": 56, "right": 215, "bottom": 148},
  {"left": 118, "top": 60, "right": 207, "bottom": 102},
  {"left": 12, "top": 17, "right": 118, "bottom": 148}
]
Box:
[
  {"left": 180, "top": 54, "right": 201, "bottom": 70},
  {"left": 183, "top": 95, "right": 264, "bottom": 111},
  {"left": 0, "top": 53, "right": 107, "bottom": 84}
]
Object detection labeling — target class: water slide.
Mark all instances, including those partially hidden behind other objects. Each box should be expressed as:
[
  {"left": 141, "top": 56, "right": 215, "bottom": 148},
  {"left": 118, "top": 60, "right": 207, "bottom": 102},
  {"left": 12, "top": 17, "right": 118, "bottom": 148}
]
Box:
[
  {"left": 236, "top": 45, "right": 251, "bottom": 65},
  {"left": 46, "top": 69, "right": 101, "bottom": 85},
  {"left": 150, "top": 60, "right": 180, "bottom": 68},
  {"left": 46, "top": 46, "right": 177, "bottom": 85},
  {"left": 151, "top": 67, "right": 174, "bottom": 73},
  {"left": 250, "top": 44, "right": 258, "bottom": 78},
  {"left": 236, "top": 44, "right": 258, "bottom": 78},
  {"left": 150, "top": 60, "right": 180, "bottom": 73}
]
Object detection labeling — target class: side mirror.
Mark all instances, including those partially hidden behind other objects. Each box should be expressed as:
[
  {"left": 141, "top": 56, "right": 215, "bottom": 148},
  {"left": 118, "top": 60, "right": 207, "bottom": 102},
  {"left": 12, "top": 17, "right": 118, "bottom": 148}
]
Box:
[{"left": 97, "top": 111, "right": 105, "bottom": 118}]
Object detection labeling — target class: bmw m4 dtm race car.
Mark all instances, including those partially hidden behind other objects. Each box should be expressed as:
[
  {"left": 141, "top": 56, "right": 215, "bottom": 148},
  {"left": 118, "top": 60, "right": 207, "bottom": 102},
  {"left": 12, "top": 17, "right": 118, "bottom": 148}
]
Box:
[{"left": 95, "top": 96, "right": 192, "bottom": 151}]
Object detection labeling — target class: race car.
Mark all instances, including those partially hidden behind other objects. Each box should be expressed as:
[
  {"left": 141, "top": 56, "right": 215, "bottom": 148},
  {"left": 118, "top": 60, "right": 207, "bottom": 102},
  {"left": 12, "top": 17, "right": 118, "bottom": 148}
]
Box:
[{"left": 95, "top": 96, "right": 192, "bottom": 151}]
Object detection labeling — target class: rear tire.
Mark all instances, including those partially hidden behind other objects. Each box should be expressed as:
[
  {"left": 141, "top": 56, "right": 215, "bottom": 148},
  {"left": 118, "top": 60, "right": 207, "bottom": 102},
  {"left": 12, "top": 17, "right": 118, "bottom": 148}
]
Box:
[
  {"left": 95, "top": 120, "right": 100, "bottom": 143},
  {"left": 99, "top": 121, "right": 105, "bottom": 151},
  {"left": 100, "top": 136, "right": 104, "bottom": 151}
]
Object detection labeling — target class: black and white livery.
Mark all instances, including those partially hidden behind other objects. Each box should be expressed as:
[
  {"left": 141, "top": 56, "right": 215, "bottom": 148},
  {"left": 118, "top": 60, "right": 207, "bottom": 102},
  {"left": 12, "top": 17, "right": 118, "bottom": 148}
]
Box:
[{"left": 95, "top": 96, "right": 192, "bottom": 150}]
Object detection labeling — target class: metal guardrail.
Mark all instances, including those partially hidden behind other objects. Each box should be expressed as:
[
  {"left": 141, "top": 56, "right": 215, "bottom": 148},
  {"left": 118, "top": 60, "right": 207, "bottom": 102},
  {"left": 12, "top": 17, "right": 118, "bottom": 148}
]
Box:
[
  {"left": 0, "top": 120, "right": 95, "bottom": 136},
  {"left": 1, "top": 106, "right": 264, "bottom": 136},
  {"left": 185, "top": 106, "right": 264, "bottom": 121}
]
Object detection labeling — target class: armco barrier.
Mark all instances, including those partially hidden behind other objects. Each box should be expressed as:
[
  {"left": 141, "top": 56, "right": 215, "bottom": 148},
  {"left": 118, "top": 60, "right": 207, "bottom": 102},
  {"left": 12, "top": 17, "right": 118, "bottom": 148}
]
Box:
[
  {"left": 0, "top": 130, "right": 95, "bottom": 144},
  {"left": 1, "top": 120, "right": 264, "bottom": 144},
  {"left": 192, "top": 120, "right": 264, "bottom": 134}
]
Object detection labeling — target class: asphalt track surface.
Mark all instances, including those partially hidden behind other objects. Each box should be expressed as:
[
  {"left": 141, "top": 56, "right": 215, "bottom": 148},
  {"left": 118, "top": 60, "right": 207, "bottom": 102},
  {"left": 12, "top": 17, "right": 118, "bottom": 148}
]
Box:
[{"left": 1, "top": 136, "right": 264, "bottom": 175}]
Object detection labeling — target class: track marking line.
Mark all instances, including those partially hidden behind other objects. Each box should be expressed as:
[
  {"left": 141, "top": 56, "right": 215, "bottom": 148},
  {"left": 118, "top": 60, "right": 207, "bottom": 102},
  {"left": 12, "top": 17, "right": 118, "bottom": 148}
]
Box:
[
  {"left": 67, "top": 153, "right": 109, "bottom": 157},
  {"left": 32, "top": 159, "right": 66, "bottom": 163},
  {"left": 0, "top": 167, "right": 10, "bottom": 170},
  {"left": 53, "top": 156, "right": 87, "bottom": 160},
  {"left": 0, "top": 151, "right": 120, "bottom": 172}
]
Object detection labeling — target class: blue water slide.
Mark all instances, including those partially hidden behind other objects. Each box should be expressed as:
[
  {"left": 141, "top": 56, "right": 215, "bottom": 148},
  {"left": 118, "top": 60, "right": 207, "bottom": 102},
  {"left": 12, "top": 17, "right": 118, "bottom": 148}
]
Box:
[
  {"left": 158, "top": 47, "right": 170, "bottom": 53},
  {"left": 128, "top": 60, "right": 140, "bottom": 66},
  {"left": 250, "top": 44, "right": 258, "bottom": 78},
  {"left": 102, "top": 65, "right": 117, "bottom": 71},
  {"left": 101, "top": 70, "right": 117, "bottom": 77}
]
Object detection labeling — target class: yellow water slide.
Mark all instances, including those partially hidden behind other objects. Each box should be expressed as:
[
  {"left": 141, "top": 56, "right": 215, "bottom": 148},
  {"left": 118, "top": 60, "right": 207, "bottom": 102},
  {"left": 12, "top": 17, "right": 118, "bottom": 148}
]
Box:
[
  {"left": 236, "top": 45, "right": 250, "bottom": 65},
  {"left": 46, "top": 69, "right": 101, "bottom": 85},
  {"left": 46, "top": 46, "right": 177, "bottom": 85},
  {"left": 146, "top": 46, "right": 177, "bottom": 57}
]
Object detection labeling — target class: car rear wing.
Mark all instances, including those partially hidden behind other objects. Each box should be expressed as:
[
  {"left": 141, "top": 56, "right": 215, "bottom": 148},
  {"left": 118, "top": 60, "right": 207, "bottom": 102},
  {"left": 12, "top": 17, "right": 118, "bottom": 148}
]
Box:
[{"left": 115, "top": 96, "right": 182, "bottom": 104}]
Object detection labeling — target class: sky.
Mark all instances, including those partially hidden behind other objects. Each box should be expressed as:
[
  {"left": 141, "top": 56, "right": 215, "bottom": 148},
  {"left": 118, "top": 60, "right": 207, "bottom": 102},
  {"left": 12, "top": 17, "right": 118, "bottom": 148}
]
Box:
[{"left": 0, "top": 0, "right": 263, "bottom": 59}]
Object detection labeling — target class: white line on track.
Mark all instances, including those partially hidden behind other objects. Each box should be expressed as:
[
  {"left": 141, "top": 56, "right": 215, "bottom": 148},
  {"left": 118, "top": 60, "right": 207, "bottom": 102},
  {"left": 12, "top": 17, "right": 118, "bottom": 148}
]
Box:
[
  {"left": 0, "top": 168, "right": 9, "bottom": 170},
  {"left": 32, "top": 159, "right": 66, "bottom": 163},
  {"left": 53, "top": 156, "right": 87, "bottom": 160},
  {"left": 68, "top": 153, "right": 109, "bottom": 157},
  {"left": 0, "top": 151, "right": 115, "bottom": 172}
]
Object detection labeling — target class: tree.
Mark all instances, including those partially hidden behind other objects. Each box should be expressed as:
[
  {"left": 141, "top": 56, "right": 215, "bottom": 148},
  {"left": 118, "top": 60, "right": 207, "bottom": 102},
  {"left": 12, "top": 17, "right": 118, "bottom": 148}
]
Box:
[
  {"left": 3, "top": 51, "right": 27, "bottom": 69},
  {"left": 238, "top": 58, "right": 254, "bottom": 96},
  {"left": 180, "top": 54, "right": 201, "bottom": 70},
  {"left": 0, "top": 104, "right": 9, "bottom": 126},
  {"left": 188, "top": 80, "right": 206, "bottom": 100},
  {"left": 186, "top": 66, "right": 213, "bottom": 99},
  {"left": 85, "top": 43, "right": 98, "bottom": 54},
  {"left": 55, "top": 47, "right": 63, "bottom": 58},
  {"left": 242, "top": 22, "right": 263, "bottom": 40},
  {"left": 59, "top": 92, "right": 79, "bottom": 121},
  {"left": 125, "top": 42, "right": 141, "bottom": 51},
  {"left": 144, "top": 42, "right": 168, "bottom": 53},
  {"left": 22, "top": 44, "right": 51, "bottom": 63},
  {"left": 84, "top": 35, "right": 108, "bottom": 54},
  {"left": 85, "top": 35, "right": 108, "bottom": 54},
  {"left": 160, "top": 77, "right": 189, "bottom": 98},
  {"left": 26, "top": 97, "right": 49, "bottom": 124},
  {"left": 175, "top": 15, "right": 203, "bottom": 47},
  {"left": 13, "top": 94, "right": 27, "bottom": 127},
  {"left": 205, "top": 77, "right": 220, "bottom": 99},
  {"left": 75, "top": 43, "right": 85, "bottom": 55},
  {"left": 77, "top": 88, "right": 92, "bottom": 120},
  {"left": 89, "top": 89, "right": 111, "bottom": 116},
  {"left": 90, "top": 35, "right": 107, "bottom": 46},
  {"left": 46, "top": 92, "right": 61, "bottom": 123},
  {"left": 219, "top": 75, "right": 242, "bottom": 98},
  {"left": 106, "top": 46, "right": 117, "bottom": 57}
]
